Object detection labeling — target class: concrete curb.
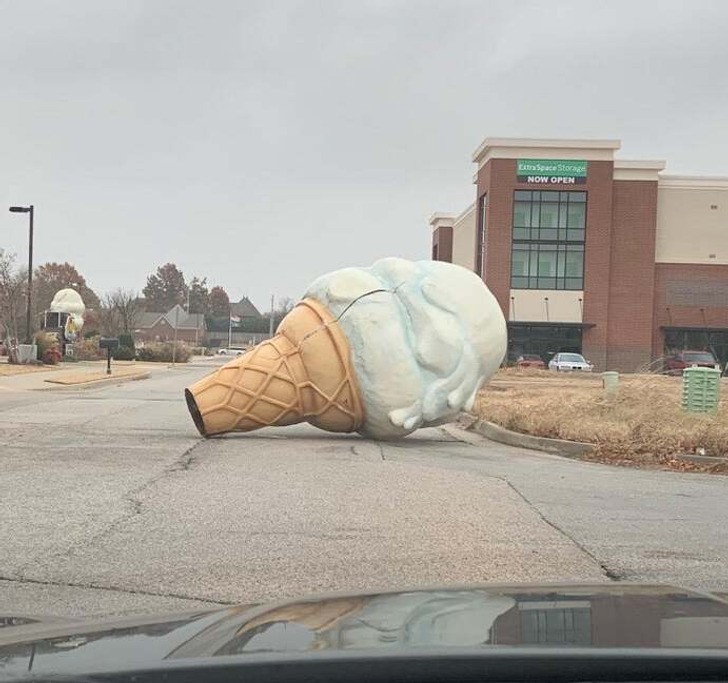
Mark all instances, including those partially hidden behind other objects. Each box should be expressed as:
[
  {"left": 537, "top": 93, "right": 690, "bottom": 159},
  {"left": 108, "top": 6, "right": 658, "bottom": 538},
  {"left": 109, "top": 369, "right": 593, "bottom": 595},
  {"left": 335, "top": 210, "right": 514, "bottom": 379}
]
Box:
[
  {"left": 470, "top": 419, "right": 596, "bottom": 458},
  {"left": 674, "top": 453, "right": 728, "bottom": 465},
  {"left": 39, "top": 371, "right": 151, "bottom": 391}
]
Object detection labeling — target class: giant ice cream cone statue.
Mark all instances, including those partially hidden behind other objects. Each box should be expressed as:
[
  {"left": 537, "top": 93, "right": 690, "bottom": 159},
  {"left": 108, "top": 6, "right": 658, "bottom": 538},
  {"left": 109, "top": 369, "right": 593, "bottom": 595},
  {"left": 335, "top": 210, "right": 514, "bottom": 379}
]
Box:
[{"left": 186, "top": 258, "right": 507, "bottom": 440}]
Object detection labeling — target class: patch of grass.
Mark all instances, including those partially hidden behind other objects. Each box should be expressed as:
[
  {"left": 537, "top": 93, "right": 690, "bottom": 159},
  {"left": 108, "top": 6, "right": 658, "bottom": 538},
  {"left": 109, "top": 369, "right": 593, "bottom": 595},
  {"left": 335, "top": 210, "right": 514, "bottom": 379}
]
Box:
[
  {"left": 44, "top": 367, "right": 149, "bottom": 385},
  {"left": 0, "top": 362, "right": 58, "bottom": 376},
  {"left": 475, "top": 371, "right": 728, "bottom": 472}
]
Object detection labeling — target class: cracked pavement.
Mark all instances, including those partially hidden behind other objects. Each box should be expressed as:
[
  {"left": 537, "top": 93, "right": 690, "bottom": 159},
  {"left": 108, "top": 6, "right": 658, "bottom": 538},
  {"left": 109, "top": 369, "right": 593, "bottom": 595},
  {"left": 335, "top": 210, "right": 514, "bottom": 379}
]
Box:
[{"left": 1, "top": 360, "right": 727, "bottom": 618}]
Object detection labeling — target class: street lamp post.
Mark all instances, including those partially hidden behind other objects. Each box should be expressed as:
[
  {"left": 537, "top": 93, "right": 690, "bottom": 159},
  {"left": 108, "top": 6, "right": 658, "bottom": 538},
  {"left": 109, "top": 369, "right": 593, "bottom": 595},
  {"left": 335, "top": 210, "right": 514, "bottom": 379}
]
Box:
[
  {"left": 8, "top": 205, "right": 34, "bottom": 343},
  {"left": 269, "top": 294, "right": 275, "bottom": 337},
  {"left": 172, "top": 304, "right": 179, "bottom": 367}
]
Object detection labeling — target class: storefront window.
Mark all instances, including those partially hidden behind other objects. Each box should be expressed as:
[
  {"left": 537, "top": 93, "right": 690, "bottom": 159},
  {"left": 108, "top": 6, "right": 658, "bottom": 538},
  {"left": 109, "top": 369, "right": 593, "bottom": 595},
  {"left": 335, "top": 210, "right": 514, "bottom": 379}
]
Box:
[
  {"left": 663, "top": 328, "right": 728, "bottom": 368},
  {"left": 507, "top": 323, "right": 583, "bottom": 363},
  {"left": 511, "top": 243, "right": 584, "bottom": 290},
  {"left": 511, "top": 191, "right": 586, "bottom": 289}
]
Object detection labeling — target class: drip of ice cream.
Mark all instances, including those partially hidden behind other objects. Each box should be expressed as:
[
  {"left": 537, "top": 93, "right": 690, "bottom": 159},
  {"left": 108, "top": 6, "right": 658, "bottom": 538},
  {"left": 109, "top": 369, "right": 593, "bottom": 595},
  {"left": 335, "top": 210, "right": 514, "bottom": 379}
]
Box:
[{"left": 305, "top": 257, "right": 507, "bottom": 439}]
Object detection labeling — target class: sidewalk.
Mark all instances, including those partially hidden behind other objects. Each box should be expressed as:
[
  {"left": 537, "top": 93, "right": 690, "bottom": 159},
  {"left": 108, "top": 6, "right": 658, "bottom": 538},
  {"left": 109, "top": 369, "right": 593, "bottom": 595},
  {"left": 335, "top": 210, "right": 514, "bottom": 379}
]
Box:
[
  {"left": 44, "top": 366, "right": 151, "bottom": 386},
  {"left": 0, "top": 361, "right": 156, "bottom": 391}
]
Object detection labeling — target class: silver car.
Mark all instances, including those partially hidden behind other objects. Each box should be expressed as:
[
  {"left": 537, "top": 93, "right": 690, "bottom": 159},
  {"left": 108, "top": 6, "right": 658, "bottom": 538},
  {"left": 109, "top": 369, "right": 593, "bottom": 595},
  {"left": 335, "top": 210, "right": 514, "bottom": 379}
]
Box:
[
  {"left": 548, "top": 352, "right": 594, "bottom": 372},
  {"left": 216, "top": 347, "right": 245, "bottom": 356}
]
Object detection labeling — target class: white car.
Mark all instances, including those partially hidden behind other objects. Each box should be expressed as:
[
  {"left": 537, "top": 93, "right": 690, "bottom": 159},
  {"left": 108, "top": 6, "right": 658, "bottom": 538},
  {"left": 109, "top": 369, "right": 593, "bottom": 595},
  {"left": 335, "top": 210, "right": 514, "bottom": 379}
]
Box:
[
  {"left": 216, "top": 347, "right": 245, "bottom": 356},
  {"left": 548, "top": 352, "right": 594, "bottom": 372}
]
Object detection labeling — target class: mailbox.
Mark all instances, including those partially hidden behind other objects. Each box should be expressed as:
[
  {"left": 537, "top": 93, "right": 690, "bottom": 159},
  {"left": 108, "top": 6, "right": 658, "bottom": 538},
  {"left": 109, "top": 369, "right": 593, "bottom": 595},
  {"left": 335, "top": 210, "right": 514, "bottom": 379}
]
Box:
[{"left": 99, "top": 337, "right": 119, "bottom": 375}]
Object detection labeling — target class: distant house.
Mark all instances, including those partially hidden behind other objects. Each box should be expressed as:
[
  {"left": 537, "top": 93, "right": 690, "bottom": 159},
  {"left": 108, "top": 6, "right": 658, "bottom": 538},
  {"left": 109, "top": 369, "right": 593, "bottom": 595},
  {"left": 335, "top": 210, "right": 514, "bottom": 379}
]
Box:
[
  {"left": 205, "top": 296, "right": 267, "bottom": 348},
  {"left": 230, "top": 296, "right": 262, "bottom": 321},
  {"left": 134, "top": 305, "right": 206, "bottom": 345}
]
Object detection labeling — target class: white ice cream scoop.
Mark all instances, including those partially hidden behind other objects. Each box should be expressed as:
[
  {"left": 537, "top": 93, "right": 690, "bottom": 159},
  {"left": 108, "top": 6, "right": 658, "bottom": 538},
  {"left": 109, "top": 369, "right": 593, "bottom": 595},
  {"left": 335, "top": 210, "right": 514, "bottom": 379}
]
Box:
[
  {"left": 50, "top": 288, "right": 85, "bottom": 315},
  {"left": 306, "top": 258, "right": 507, "bottom": 438}
]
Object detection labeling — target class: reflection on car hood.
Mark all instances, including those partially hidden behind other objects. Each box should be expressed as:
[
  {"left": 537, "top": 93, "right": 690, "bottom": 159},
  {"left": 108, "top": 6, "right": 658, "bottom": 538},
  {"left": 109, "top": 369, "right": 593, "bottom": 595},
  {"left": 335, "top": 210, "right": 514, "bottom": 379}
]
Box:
[{"left": 1, "top": 584, "right": 728, "bottom": 676}]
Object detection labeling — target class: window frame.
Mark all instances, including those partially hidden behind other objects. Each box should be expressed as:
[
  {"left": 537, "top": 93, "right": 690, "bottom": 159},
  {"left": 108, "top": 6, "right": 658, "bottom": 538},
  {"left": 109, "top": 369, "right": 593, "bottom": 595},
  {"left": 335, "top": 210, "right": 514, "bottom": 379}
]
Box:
[
  {"left": 477, "top": 193, "right": 488, "bottom": 276},
  {"left": 511, "top": 190, "right": 586, "bottom": 290}
]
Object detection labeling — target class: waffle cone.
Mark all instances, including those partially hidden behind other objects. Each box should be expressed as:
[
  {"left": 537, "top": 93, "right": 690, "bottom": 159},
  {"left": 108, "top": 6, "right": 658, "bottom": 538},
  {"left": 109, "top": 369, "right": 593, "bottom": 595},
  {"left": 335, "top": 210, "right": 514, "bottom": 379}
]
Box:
[{"left": 185, "top": 298, "right": 364, "bottom": 436}]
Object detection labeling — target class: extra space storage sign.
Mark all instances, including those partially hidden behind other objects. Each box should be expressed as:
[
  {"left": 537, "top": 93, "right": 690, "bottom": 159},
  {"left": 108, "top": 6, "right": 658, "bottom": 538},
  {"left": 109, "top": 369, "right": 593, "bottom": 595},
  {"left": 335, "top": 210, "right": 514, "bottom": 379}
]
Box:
[{"left": 517, "top": 159, "right": 587, "bottom": 185}]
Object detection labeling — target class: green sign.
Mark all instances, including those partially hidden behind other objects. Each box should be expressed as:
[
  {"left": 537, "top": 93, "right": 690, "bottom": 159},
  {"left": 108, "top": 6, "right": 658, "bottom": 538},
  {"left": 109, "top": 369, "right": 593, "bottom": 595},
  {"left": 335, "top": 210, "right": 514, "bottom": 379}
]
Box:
[{"left": 517, "top": 159, "right": 587, "bottom": 185}]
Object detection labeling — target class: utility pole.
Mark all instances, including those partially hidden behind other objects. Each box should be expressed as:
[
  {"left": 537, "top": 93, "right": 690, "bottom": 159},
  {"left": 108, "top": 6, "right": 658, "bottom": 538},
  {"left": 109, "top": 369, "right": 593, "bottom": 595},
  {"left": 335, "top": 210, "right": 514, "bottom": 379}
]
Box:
[
  {"left": 268, "top": 294, "right": 275, "bottom": 337},
  {"left": 228, "top": 303, "right": 233, "bottom": 350}
]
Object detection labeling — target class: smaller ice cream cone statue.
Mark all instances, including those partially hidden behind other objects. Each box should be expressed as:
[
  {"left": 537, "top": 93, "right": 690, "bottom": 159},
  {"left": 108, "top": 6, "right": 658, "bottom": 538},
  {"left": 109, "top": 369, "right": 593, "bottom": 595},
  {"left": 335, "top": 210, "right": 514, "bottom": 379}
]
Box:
[
  {"left": 185, "top": 298, "right": 364, "bottom": 437},
  {"left": 50, "top": 288, "right": 86, "bottom": 341}
]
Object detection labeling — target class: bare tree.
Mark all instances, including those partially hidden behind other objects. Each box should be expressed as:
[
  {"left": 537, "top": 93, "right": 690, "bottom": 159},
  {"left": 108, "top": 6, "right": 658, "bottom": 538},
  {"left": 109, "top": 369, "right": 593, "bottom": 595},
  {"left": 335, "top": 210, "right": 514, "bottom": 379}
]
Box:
[
  {"left": 102, "top": 288, "right": 142, "bottom": 336},
  {"left": 99, "top": 294, "right": 121, "bottom": 336},
  {"left": 0, "top": 251, "right": 28, "bottom": 361},
  {"left": 263, "top": 296, "right": 296, "bottom": 330},
  {"left": 276, "top": 297, "right": 295, "bottom": 316}
]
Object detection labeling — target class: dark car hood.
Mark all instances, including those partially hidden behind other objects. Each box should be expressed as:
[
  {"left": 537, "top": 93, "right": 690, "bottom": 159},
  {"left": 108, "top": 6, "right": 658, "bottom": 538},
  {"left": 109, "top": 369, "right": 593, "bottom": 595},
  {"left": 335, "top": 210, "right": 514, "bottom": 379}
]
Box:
[{"left": 2, "top": 583, "right": 728, "bottom": 678}]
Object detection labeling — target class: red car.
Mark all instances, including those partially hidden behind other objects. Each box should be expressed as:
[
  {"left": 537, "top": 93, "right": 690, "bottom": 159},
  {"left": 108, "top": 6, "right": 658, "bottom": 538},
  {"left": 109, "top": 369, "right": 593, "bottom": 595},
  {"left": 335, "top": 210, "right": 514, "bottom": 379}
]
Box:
[
  {"left": 664, "top": 350, "right": 721, "bottom": 376},
  {"left": 515, "top": 354, "right": 546, "bottom": 370}
]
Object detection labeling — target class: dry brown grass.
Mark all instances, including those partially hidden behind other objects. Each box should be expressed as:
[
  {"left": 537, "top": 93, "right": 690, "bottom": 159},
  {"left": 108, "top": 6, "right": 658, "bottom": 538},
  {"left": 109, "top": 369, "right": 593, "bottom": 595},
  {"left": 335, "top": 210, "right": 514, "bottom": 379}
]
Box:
[
  {"left": 44, "top": 367, "right": 150, "bottom": 385},
  {"left": 475, "top": 370, "right": 728, "bottom": 472},
  {"left": 0, "top": 362, "right": 58, "bottom": 376}
]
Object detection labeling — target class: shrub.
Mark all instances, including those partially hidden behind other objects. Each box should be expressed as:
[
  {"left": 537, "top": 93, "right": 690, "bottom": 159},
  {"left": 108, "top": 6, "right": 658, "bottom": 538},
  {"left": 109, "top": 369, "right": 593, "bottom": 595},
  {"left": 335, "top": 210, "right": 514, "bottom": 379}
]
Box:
[
  {"left": 33, "top": 331, "right": 62, "bottom": 365},
  {"left": 42, "top": 347, "right": 62, "bottom": 365},
  {"left": 72, "top": 336, "right": 106, "bottom": 361},
  {"left": 112, "top": 345, "right": 136, "bottom": 360},
  {"left": 34, "top": 332, "right": 57, "bottom": 361},
  {"left": 136, "top": 342, "right": 191, "bottom": 363},
  {"left": 110, "top": 332, "right": 137, "bottom": 360}
]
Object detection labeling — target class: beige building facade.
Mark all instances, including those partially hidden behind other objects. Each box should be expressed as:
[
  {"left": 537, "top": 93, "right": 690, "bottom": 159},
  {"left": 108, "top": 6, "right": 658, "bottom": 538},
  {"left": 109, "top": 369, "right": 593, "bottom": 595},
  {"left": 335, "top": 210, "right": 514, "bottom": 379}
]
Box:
[{"left": 431, "top": 137, "right": 728, "bottom": 371}]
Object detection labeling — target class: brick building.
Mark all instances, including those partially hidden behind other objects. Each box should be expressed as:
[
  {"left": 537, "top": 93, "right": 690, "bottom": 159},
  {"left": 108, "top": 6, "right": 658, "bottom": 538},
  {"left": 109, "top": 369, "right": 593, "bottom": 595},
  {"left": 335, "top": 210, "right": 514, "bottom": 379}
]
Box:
[
  {"left": 431, "top": 137, "right": 728, "bottom": 372},
  {"left": 134, "top": 305, "right": 206, "bottom": 345}
]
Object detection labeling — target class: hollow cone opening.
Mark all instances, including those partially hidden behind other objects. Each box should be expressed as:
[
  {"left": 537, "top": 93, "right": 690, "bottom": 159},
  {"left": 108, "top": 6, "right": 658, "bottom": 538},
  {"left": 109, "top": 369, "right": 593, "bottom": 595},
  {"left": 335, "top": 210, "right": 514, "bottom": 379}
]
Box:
[{"left": 185, "top": 388, "right": 207, "bottom": 437}]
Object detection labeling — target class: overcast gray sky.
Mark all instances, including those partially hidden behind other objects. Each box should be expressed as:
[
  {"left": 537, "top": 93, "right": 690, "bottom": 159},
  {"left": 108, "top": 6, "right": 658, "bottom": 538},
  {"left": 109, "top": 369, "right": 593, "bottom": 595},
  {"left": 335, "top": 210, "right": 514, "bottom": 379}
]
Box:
[{"left": 1, "top": 0, "right": 727, "bottom": 311}]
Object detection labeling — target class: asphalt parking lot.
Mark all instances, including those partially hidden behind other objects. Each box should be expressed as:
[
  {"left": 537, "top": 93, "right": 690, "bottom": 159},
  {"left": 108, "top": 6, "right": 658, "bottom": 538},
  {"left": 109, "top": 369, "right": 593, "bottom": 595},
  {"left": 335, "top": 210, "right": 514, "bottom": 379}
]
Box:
[{"left": 1, "top": 361, "right": 727, "bottom": 618}]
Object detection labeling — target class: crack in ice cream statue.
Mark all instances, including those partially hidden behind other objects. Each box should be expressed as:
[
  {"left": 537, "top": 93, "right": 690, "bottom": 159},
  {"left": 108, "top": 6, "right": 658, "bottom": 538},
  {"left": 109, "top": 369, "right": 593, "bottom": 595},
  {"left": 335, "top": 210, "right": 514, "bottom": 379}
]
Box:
[{"left": 185, "top": 258, "right": 507, "bottom": 440}]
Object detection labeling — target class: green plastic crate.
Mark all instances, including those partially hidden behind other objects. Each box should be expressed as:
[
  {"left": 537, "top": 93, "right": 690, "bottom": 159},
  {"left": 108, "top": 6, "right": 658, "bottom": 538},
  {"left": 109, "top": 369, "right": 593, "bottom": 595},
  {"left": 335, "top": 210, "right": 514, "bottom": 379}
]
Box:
[{"left": 682, "top": 366, "right": 721, "bottom": 413}]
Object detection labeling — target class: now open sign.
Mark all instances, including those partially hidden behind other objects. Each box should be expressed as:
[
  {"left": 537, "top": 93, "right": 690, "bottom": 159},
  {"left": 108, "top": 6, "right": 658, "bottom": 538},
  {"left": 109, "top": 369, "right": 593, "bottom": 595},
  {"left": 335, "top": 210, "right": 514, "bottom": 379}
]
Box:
[{"left": 517, "top": 159, "right": 588, "bottom": 185}]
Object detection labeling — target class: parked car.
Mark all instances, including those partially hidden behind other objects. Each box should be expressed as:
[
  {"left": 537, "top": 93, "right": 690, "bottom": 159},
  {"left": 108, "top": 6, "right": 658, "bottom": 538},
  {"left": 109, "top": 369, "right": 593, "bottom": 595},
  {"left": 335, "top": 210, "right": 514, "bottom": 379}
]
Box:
[
  {"left": 548, "top": 352, "right": 593, "bottom": 372},
  {"left": 515, "top": 354, "right": 546, "bottom": 370},
  {"left": 217, "top": 347, "right": 245, "bottom": 356},
  {"left": 664, "top": 350, "right": 721, "bottom": 375}
]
